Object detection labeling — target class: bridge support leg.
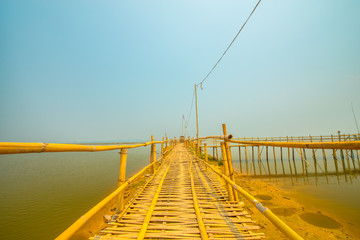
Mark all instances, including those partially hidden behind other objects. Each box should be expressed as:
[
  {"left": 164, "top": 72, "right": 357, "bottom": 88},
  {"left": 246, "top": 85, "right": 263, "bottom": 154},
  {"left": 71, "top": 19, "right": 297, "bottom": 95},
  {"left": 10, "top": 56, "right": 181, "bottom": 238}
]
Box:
[
  {"left": 222, "top": 124, "right": 239, "bottom": 201},
  {"left": 220, "top": 142, "right": 234, "bottom": 201},
  {"left": 116, "top": 148, "right": 128, "bottom": 213}
]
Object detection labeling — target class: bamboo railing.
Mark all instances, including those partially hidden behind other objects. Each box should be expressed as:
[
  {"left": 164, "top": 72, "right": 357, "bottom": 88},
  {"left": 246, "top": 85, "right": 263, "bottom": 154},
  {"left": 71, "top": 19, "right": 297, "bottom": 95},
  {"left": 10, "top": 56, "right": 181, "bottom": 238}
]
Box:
[{"left": 0, "top": 136, "right": 176, "bottom": 240}]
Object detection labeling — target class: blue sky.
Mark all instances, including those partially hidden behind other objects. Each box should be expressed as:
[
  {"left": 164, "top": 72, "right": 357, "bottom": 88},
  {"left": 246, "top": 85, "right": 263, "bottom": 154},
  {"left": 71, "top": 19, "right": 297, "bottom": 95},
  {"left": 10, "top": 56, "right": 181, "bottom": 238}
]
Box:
[{"left": 1, "top": 0, "right": 359, "bottom": 142}]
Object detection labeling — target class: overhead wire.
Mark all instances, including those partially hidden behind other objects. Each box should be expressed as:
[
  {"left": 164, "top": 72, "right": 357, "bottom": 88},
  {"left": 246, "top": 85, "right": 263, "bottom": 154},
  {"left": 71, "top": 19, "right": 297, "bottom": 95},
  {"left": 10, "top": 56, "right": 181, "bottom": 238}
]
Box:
[{"left": 198, "top": 0, "right": 262, "bottom": 87}]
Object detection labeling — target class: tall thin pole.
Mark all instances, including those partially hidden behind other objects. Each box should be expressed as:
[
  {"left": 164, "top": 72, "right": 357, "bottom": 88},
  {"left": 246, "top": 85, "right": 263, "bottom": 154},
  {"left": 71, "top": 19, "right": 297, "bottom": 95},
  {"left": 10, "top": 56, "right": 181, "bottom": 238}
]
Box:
[{"left": 195, "top": 84, "right": 200, "bottom": 155}]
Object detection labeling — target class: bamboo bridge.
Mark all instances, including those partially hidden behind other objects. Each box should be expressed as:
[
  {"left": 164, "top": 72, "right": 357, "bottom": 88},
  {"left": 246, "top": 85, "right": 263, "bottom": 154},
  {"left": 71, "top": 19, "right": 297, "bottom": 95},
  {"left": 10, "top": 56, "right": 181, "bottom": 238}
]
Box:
[{"left": 1, "top": 124, "right": 359, "bottom": 240}]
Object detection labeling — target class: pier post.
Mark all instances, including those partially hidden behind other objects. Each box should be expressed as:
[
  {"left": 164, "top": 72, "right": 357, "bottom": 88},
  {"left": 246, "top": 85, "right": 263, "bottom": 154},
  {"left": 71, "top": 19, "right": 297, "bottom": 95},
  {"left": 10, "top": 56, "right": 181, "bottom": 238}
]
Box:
[
  {"left": 150, "top": 136, "right": 155, "bottom": 173},
  {"left": 252, "top": 146, "right": 256, "bottom": 176},
  {"left": 310, "top": 135, "right": 318, "bottom": 176},
  {"left": 338, "top": 131, "right": 347, "bottom": 176},
  {"left": 280, "top": 147, "right": 285, "bottom": 176},
  {"left": 331, "top": 134, "right": 340, "bottom": 177},
  {"left": 222, "top": 124, "right": 239, "bottom": 201},
  {"left": 116, "top": 148, "right": 128, "bottom": 212},
  {"left": 272, "top": 137, "right": 278, "bottom": 176},
  {"left": 287, "top": 136, "right": 293, "bottom": 176},
  {"left": 258, "top": 142, "right": 262, "bottom": 175},
  {"left": 220, "top": 142, "right": 234, "bottom": 201},
  {"left": 204, "top": 144, "right": 208, "bottom": 162},
  {"left": 238, "top": 146, "right": 242, "bottom": 174},
  {"left": 161, "top": 137, "right": 164, "bottom": 156},
  {"left": 320, "top": 136, "right": 328, "bottom": 176}
]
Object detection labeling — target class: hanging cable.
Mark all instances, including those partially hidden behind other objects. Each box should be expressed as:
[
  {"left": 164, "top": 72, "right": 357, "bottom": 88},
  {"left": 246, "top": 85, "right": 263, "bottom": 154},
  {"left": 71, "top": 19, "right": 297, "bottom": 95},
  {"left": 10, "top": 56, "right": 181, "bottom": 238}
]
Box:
[{"left": 198, "top": 0, "right": 262, "bottom": 87}]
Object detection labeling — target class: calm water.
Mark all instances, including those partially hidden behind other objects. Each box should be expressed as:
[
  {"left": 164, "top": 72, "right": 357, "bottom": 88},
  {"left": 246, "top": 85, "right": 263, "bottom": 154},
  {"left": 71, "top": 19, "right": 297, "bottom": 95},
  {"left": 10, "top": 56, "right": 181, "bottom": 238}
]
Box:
[{"left": 0, "top": 146, "right": 153, "bottom": 240}]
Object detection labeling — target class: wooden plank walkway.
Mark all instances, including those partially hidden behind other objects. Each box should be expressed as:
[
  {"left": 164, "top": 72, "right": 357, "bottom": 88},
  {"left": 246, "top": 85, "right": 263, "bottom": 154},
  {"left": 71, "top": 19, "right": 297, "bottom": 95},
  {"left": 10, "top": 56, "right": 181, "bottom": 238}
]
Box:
[{"left": 91, "top": 144, "right": 264, "bottom": 240}]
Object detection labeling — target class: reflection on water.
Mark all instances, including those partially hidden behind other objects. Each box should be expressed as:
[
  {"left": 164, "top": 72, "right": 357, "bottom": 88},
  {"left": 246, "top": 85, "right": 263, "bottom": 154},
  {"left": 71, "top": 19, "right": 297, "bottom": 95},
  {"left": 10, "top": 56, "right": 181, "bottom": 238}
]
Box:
[{"left": 0, "top": 146, "right": 153, "bottom": 240}]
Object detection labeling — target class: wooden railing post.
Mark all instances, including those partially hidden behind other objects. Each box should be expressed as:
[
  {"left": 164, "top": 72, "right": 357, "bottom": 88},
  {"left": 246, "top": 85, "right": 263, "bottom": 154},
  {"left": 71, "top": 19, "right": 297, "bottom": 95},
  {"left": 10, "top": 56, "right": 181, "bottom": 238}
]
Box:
[
  {"left": 222, "top": 124, "right": 239, "bottom": 201},
  {"left": 151, "top": 136, "right": 155, "bottom": 173},
  {"left": 116, "top": 148, "right": 128, "bottom": 212},
  {"left": 161, "top": 137, "right": 164, "bottom": 156},
  {"left": 220, "top": 142, "right": 234, "bottom": 201},
  {"left": 204, "top": 143, "right": 208, "bottom": 162}
]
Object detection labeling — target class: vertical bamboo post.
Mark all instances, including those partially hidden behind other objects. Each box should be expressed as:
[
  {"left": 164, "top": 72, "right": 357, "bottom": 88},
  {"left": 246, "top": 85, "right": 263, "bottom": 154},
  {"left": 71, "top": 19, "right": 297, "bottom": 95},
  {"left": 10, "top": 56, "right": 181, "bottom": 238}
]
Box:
[
  {"left": 116, "top": 148, "right": 128, "bottom": 212},
  {"left": 310, "top": 135, "right": 318, "bottom": 176},
  {"left": 204, "top": 143, "right": 208, "bottom": 162},
  {"left": 349, "top": 134, "right": 356, "bottom": 171},
  {"left": 266, "top": 139, "right": 271, "bottom": 175},
  {"left": 150, "top": 136, "right": 155, "bottom": 174},
  {"left": 252, "top": 146, "right": 256, "bottom": 176},
  {"left": 320, "top": 136, "right": 328, "bottom": 176},
  {"left": 280, "top": 147, "right": 285, "bottom": 176},
  {"left": 258, "top": 140, "right": 262, "bottom": 176},
  {"left": 291, "top": 137, "right": 297, "bottom": 175},
  {"left": 271, "top": 137, "right": 278, "bottom": 176},
  {"left": 222, "top": 124, "right": 239, "bottom": 201},
  {"left": 331, "top": 134, "right": 340, "bottom": 176},
  {"left": 220, "top": 142, "right": 234, "bottom": 201},
  {"left": 213, "top": 147, "right": 215, "bottom": 161},
  {"left": 245, "top": 146, "right": 249, "bottom": 175},
  {"left": 338, "top": 131, "right": 347, "bottom": 175},
  {"left": 238, "top": 146, "right": 242, "bottom": 174},
  {"left": 161, "top": 137, "right": 164, "bottom": 156},
  {"left": 287, "top": 137, "right": 293, "bottom": 176},
  {"left": 216, "top": 147, "right": 220, "bottom": 165}
]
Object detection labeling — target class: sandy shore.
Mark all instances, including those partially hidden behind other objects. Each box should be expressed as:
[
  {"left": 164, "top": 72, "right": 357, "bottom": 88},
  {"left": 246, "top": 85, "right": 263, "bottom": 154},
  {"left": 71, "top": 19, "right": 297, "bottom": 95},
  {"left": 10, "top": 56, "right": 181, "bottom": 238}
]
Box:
[{"left": 234, "top": 173, "right": 359, "bottom": 240}]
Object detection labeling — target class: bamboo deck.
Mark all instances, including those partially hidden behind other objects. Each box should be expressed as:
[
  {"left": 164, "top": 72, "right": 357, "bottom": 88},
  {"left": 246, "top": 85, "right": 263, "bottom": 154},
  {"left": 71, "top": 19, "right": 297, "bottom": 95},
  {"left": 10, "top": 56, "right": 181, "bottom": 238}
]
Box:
[{"left": 91, "top": 144, "right": 264, "bottom": 240}]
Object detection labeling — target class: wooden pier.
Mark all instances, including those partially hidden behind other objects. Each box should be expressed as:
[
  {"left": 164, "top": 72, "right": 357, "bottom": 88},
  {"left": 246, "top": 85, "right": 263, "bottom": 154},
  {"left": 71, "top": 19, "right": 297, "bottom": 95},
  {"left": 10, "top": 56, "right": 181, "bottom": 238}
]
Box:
[{"left": 91, "top": 144, "right": 264, "bottom": 240}]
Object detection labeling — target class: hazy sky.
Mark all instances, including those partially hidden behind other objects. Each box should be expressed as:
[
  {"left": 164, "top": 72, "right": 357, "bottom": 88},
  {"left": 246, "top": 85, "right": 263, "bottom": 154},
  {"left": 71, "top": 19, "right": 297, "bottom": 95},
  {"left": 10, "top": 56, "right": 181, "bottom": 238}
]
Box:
[{"left": 1, "top": 0, "right": 359, "bottom": 142}]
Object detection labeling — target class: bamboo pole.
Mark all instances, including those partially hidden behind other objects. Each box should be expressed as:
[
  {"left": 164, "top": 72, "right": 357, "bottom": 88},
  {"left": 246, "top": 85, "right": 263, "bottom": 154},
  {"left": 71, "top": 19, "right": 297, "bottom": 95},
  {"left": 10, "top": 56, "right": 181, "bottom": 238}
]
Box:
[
  {"left": 331, "top": 135, "right": 340, "bottom": 176},
  {"left": 287, "top": 137, "right": 293, "bottom": 176},
  {"left": 272, "top": 137, "right": 278, "bottom": 176},
  {"left": 266, "top": 142, "right": 271, "bottom": 175},
  {"left": 150, "top": 136, "right": 155, "bottom": 174},
  {"left": 320, "top": 136, "right": 328, "bottom": 176},
  {"left": 116, "top": 148, "right": 128, "bottom": 212},
  {"left": 238, "top": 146, "right": 242, "bottom": 174},
  {"left": 310, "top": 136, "right": 318, "bottom": 176},
  {"left": 220, "top": 142, "right": 234, "bottom": 201},
  {"left": 252, "top": 146, "right": 256, "bottom": 176},
  {"left": 258, "top": 145, "right": 262, "bottom": 176},
  {"left": 222, "top": 124, "right": 239, "bottom": 201},
  {"left": 280, "top": 147, "right": 285, "bottom": 176},
  {"left": 197, "top": 158, "right": 304, "bottom": 240},
  {"left": 245, "top": 146, "right": 249, "bottom": 175}
]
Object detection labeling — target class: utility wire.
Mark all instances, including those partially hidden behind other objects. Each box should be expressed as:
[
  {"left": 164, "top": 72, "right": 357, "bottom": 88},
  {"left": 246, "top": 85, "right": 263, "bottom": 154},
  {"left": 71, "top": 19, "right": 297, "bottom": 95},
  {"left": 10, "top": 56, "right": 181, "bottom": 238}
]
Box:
[{"left": 198, "top": 0, "right": 262, "bottom": 86}]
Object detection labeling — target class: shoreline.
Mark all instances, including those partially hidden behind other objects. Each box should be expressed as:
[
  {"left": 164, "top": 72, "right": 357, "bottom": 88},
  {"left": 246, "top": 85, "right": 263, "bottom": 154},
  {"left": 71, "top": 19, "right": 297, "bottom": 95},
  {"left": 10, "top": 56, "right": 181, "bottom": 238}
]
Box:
[{"left": 234, "top": 173, "right": 359, "bottom": 239}]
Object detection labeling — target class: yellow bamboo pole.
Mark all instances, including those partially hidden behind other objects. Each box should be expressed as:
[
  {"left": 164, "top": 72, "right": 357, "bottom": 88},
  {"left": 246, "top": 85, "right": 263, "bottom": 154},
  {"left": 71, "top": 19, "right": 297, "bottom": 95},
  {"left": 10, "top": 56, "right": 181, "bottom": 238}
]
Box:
[
  {"left": 197, "top": 158, "right": 304, "bottom": 240},
  {"left": 116, "top": 149, "right": 127, "bottom": 212},
  {"left": 0, "top": 141, "right": 165, "bottom": 155},
  {"left": 137, "top": 158, "right": 173, "bottom": 240},
  {"left": 56, "top": 156, "right": 165, "bottom": 240},
  {"left": 227, "top": 139, "right": 360, "bottom": 150},
  {"left": 220, "top": 142, "right": 234, "bottom": 201},
  {"left": 189, "top": 159, "right": 208, "bottom": 240},
  {"left": 222, "top": 124, "right": 239, "bottom": 201}
]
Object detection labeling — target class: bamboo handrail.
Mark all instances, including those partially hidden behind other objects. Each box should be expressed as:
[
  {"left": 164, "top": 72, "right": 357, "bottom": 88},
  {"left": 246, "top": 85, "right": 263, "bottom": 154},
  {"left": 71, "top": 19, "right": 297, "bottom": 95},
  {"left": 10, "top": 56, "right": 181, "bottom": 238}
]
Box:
[
  {"left": 55, "top": 147, "right": 174, "bottom": 240},
  {"left": 227, "top": 139, "right": 360, "bottom": 150},
  {"left": 0, "top": 140, "right": 166, "bottom": 154},
  {"left": 196, "top": 156, "right": 303, "bottom": 240}
]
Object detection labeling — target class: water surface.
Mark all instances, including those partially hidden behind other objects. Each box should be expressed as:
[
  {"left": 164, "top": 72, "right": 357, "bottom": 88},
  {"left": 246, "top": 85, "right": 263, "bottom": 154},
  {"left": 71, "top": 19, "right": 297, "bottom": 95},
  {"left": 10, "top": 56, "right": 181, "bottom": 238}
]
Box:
[{"left": 0, "top": 146, "right": 152, "bottom": 240}]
